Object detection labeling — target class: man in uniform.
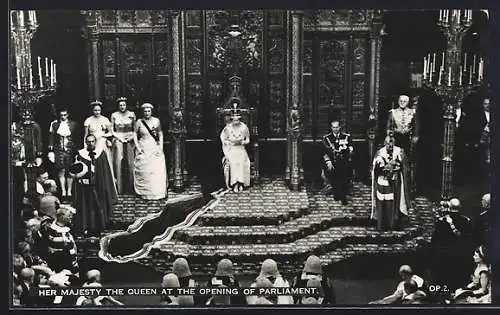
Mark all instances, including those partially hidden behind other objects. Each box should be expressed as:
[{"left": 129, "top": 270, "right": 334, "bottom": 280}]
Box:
[
  {"left": 386, "top": 94, "right": 419, "bottom": 155},
  {"left": 322, "top": 119, "right": 354, "bottom": 205}
]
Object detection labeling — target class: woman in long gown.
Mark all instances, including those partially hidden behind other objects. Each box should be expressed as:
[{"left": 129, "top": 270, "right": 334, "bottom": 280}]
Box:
[
  {"left": 220, "top": 111, "right": 251, "bottom": 193},
  {"left": 111, "top": 97, "right": 136, "bottom": 194},
  {"left": 83, "top": 101, "right": 116, "bottom": 187},
  {"left": 133, "top": 103, "right": 167, "bottom": 200}
]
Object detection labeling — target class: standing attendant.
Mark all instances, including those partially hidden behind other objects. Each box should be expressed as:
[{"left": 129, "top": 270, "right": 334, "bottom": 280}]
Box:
[
  {"left": 71, "top": 135, "right": 117, "bottom": 236},
  {"left": 321, "top": 119, "right": 354, "bottom": 205},
  {"left": 133, "top": 103, "right": 167, "bottom": 200},
  {"left": 83, "top": 101, "right": 116, "bottom": 185},
  {"left": 111, "top": 97, "right": 136, "bottom": 194},
  {"left": 478, "top": 98, "right": 491, "bottom": 182},
  {"left": 48, "top": 108, "right": 79, "bottom": 200},
  {"left": 371, "top": 136, "right": 411, "bottom": 230},
  {"left": 386, "top": 94, "right": 419, "bottom": 155}
]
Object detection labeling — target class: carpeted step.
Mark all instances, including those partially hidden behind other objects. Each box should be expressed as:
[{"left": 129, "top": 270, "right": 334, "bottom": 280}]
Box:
[
  {"left": 151, "top": 224, "right": 425, "bottom": 262},
  {"left": 175, "top": 220, "right": 423, "bottom": 245},
  {"left": 138, "top": 237, "right": 432, "bottom": 277},
  {"left": 198, "top": 181, "right": 310, "bottom": 226}
]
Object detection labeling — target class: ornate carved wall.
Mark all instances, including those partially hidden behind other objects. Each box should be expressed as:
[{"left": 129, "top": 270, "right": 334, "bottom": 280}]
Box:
[
  {"left": 81, "top": 10, "right": 382, "bottom": 179},
  {"left": 82, "top": 10, "right": 171, "bottom": 121},
  {"left": 302, "top": 10, "right": 377, "bottom": 141}
]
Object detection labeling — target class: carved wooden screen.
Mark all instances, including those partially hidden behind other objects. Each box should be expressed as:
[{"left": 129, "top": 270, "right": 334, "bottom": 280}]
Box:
[
  {"left": 100, "top": 34, "right": 169, "bottom": 121},
  {"left": 302, "top": 34, "right": 369, "bottom": 140},
  {"left": 184, "top": 10, "right": 288, "bottom": 140},
  {"left": 91, "top": 10, "right": 170, "bottom": 123},
  {"left": 184, "top": 10, "right": 204, "bottom": 137},
  {"left": 266, "top": 10, "right": 286, "bottom": 137},
  {"left": 302, "top": 9, "right": 373, "bottom": 141}
]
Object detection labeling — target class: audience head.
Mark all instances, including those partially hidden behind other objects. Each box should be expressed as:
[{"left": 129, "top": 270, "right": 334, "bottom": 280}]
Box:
[
  {"left": 13, "top": 254, "right": 26, "bottom": 275},
  {"left": 473, "top": 246, "right": 488, "bottom": 264},
  {"left": 259, "top": 259, "right": 280, "bottom": 280},
  {"left": 304, "top": 278, "right": 325, "bottom": 304},
  {"left": 483, "top": 98, "right": 490, "bottom": 112},
  {"left": 55, "top": 206, "right": 76, "bottom": 226},
  {"left": 162, "top": 273, "right": 180, "bottom": 288},
  {"left": 172, "top": 258, "right": 192, "bottom": 279},
  {"left": 215, "top": 259, "right": 234, "bottom": 278},
  {"left": 42, "top": 179, "right": 58, "bottom": 194},
  {"left": 17, "top": 241, "right": 31, "bottom": 257},
  {"left": 398, "top": 265, "right": 414, "bottom": 281},
  {"left": 26, "top": 218, "right": 41, "bottom": 232},
  {"left": 303, "top": 255, "right": 322, "bottom": 275},
  {"left": 481, "top": 193, "right": 491, "bottom": 210},
  {"left": 86, "top": 269, "right": 101, "bottom": 283},
  {"left": 404, "top": 279, "right": 418, "bottom": 294},
  {"left": 255, "top": 276, "right": 277, "bottom": 304},
  {"left": 36, "top": 170, "right": 49, "bottom": 184},
  {"left": 301, "top": 279, "right": 324, "bottom": 305},
  {"left": 398, "top": 95, "right": 410, "bottom": 108},
  {"left": 19, "top": 268, "right": 35, "bottom": 284}
]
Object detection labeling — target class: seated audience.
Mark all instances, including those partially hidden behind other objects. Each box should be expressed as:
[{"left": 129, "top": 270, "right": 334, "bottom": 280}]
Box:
[
  {"left": 292, "top": 255, "right": 336, "bottom": 304},
  {"left": 39, "top": 180, "right": 60, "bottom": 218},
  {"left": 369, "top": 265, "right": 424, "bottom": 304},
  {"left": 401, "top": 280, "right": 427, "bottom": 304},
  {"left": 160, "top": 273, "right": 181, "bottom": 305},
  {"left": 453, "top": 246, "right": 490, "bottom": 303},
  {"left": 247, "top": 259, "right": 294, "bottom": 305},
  {"left": 206, "top": 258, "right": 246, "bottom": 306}
]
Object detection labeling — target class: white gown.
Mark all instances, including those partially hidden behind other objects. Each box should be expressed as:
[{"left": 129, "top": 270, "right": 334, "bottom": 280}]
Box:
[
  {"left": 134, "top": 117, "right": 167, "bottom": 200},
  {"left": 220, "top": 122, "right": 251, "bottom": 188}
]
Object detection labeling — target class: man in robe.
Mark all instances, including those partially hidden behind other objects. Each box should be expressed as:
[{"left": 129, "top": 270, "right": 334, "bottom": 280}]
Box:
[
  {"left": 321, "top": 119, "right": 354, "bottom": 205},
  {"left": 371, "top": 135, "right": 411, "bottom": 230},
  {"left": 220, "top": 105, "right": 251, "bottom": 193},
  {"left": 386, "top": 94, "right": 419, "bottom": 155},
  {"left": 70, "top": 134, "right": 117, "bottom": 236}
]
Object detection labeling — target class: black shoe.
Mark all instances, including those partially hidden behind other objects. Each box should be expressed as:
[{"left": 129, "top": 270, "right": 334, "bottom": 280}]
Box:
[
  {"left": 334, "top": 195, "right": 340, "bottom": 201},
  {"left": 342, "top": 200, "right": 348, "bottom": 205}
]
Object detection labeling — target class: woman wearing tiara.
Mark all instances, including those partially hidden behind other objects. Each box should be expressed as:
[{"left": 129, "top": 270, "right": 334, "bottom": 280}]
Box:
[
  {"left": 133, "top": 103, "right": 167, "bottom": 200},
  {"left": 220, "top": 104, "right": 251, "bottom": 193},
  {"left": 111, "top": 97, "right": 136, "bottom": 194},
  {"left": 83, "top": 101, "right": 116, "bottom": 187}
]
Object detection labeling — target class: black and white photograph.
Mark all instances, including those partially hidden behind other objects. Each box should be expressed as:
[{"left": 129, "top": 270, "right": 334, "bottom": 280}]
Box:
[{"left": 9, "top": 9, "right": 494, "bottom": 307}]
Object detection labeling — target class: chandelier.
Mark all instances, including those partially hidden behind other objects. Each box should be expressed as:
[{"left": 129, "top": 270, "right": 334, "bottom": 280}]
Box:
[
  {"left": 11, "top": 10, "right": 57, "bottom": 193},
  {"left": 11, "top": 11, "right": 57, "bottom": 108}
]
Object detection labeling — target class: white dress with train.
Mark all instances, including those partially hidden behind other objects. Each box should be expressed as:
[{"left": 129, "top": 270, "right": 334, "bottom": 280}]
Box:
[{"left": 134, "top": 118, "right": 167, "bottom": 200}]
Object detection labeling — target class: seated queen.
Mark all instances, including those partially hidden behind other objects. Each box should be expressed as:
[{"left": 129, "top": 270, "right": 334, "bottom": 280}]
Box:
[{"left": 220, "top": 104, "right": 251, "bottom": 193}]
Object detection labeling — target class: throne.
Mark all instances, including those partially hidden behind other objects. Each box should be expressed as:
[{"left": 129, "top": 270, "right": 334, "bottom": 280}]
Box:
[{"left": 216, "top": 76, "right": 259, "bottom": 184}]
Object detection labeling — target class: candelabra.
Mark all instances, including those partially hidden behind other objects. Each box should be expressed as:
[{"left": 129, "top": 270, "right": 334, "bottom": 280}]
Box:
[
  {"left": 422, "top": 9, "right": 482, "bottom": 201},
  {"left": 11, "top": 10, "right": 57, "bottom": 194}
]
